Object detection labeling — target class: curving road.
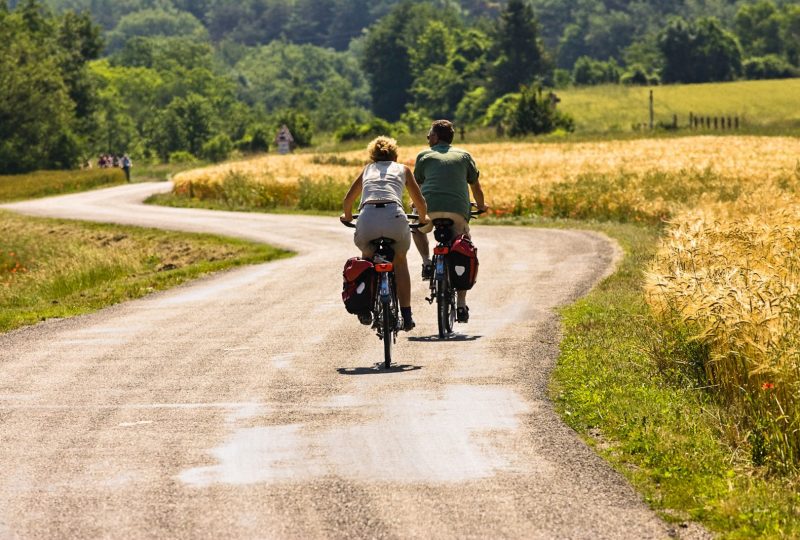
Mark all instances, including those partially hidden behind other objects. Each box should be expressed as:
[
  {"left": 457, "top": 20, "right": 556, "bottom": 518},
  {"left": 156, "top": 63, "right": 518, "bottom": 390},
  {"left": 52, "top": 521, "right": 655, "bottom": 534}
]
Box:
[{"left": 0, "top": 184, "right": 692, "bottom": 538}]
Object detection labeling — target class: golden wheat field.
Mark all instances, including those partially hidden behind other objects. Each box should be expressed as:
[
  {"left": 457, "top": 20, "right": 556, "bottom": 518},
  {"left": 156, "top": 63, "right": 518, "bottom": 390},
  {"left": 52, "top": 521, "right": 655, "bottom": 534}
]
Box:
[
  {"left": 174, "top": 136, "right": 800, "bottom": 212},
  {"left": 647, "top": 185, "right": 800, "bottom": 465}
]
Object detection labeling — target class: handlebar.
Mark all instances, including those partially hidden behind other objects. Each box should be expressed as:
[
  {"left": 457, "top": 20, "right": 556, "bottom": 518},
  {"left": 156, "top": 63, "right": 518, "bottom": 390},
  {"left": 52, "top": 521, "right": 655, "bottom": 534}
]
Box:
[{"left": 341, "top": 214, "right": 425, "bottom": 229}]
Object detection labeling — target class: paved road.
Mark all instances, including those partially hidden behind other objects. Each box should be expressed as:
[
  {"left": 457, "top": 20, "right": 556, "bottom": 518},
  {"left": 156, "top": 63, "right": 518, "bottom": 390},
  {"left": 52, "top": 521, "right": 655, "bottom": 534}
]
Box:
[{"left": 1, "top": 184, "right": 688, "bottom": 539}]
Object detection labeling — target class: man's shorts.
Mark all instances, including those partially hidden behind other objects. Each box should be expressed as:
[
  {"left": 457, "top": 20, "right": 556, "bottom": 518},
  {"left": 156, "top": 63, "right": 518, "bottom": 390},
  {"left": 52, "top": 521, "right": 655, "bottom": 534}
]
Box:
[
  {"left": 354, "top": 202, "right": 411, "bottom": 255},
  {"left": 417, "top": 211, "right": 470, "bottom": 237}
]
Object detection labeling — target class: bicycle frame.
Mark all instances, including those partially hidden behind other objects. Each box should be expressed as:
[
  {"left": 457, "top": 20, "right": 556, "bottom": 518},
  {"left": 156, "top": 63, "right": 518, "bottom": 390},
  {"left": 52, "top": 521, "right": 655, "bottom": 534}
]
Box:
[{"left": 341, "top": 212, "right": 421, "bottom": 368}]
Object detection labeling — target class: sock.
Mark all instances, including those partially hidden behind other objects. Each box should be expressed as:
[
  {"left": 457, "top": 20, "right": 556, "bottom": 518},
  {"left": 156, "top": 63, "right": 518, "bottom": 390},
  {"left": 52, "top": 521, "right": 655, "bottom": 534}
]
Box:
[{"left": 401, "top": 306, "right": 412, "bottom": 321}]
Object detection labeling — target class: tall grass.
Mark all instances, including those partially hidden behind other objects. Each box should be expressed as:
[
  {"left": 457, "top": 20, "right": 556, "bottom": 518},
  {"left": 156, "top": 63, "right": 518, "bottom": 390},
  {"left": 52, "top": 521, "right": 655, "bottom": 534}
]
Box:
[
  {"left": 647, "top": 187, "right": 800, "bottom": 471},
  {"left": 0, "top": 168, "right": 126, "bottom": 202}
]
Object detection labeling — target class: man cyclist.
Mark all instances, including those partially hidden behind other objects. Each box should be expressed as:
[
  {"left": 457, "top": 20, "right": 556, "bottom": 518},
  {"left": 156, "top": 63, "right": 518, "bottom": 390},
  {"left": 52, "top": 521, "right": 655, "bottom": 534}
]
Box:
[{"left": 412, "top": 119, "right": 488, "bottom": 324}]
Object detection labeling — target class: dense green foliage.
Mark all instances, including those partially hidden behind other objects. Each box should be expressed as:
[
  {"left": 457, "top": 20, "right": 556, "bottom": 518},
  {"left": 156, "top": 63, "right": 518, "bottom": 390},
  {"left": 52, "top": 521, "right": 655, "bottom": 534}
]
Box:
[{"left": 2, "top": 0, "right": 798, "bottom": 173}]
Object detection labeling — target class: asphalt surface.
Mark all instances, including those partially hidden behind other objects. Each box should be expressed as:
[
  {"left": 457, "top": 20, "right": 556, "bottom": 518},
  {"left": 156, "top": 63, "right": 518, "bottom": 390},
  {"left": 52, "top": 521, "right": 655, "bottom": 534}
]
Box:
[{"left": 0, "top": 183, "right": 702, "bottom": 539}]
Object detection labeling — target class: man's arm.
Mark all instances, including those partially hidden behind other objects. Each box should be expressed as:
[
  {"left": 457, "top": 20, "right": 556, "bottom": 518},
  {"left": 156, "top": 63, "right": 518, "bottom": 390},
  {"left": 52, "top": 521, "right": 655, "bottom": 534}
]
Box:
[{"left": 470, "top": 179, "right": 488, "bottom": 213}]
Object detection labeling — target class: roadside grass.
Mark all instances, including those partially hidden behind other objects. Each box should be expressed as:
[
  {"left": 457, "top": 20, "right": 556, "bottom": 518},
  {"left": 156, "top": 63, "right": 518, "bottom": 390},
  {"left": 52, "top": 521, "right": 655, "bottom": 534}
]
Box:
[
  {"left": 557, "top": 79, "right": 800, "bottom": 133},
  {"left": 0, "top": 210, "right": 291, "bottom": 333},
  {"left": 486, "top": 215, "right": 800, "bottom": 538},
  {"left": 0, "top": 169, "right": 127, "bottom": 202}
]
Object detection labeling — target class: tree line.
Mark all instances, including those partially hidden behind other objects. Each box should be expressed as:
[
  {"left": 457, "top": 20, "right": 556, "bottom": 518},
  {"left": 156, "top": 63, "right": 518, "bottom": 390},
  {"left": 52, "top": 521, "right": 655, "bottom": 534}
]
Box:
[{"left": 1, "top": 0, "right": 798, "bottom": 173}]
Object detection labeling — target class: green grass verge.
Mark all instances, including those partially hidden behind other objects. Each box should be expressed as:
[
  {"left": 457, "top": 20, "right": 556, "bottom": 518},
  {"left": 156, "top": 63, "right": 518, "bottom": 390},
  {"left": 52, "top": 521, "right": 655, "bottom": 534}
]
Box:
[
  {"left": 0, "top": 210, "right": 292, "bottom": 333},
  {"left": 485, "top": 216, "right": 799, "bottom": 538},
  {"left": 0, "top": 169, "right": 128, "bottom": 202}
]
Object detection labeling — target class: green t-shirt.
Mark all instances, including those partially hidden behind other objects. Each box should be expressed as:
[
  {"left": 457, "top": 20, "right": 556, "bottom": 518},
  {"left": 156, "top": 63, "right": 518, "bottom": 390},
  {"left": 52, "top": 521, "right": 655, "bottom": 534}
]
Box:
[{"left": 414, "top": 144, "right": 480, "bottom": 220}]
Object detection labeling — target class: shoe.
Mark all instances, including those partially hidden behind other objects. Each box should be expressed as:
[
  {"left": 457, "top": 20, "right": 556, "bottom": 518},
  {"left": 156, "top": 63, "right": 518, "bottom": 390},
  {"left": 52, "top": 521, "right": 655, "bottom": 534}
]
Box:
[
  {"left": 421, "top": 261, "right": 433, "bottom": 280},
  {"left": 357, "top": 312, "right": 372, "bottom": 325},
  {"left": 456, "top": 306, "right": 469, "bottom": 323},
  {"left": 403, "top": 317, "right": 416, "bottom": 332}
]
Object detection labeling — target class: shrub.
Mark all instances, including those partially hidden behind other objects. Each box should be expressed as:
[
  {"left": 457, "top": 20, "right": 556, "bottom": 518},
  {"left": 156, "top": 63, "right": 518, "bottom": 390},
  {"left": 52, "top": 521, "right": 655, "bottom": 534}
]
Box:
[
  {"left": 168, "top": 151, "right": 198, "bottom": 164},
  {"left": 509, "top": 85, "right": 575, "bottom": 137},
  {"left": 334, "top": 117, "right": 395, "bottom": 142},
  {"left": 621, "top": 64, "right": 651, "bottom": 85},
  {"left": 572, "top": 56, "right": 621, "bottom": 85},
  {"left": 201, "top": 134, "right": 233, "bottom": 163},
  {"left": 273, "top": 110, "right": 313, "bottom": 147},
  {"left": 743, "top": 55, "right": 799, "bottom": 80}
]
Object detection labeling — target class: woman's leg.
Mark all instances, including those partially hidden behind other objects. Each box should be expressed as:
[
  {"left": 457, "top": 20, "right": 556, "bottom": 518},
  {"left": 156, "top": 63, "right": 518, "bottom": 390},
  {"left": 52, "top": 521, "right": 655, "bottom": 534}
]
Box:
[{"left": 393, "top": 251, "right": 411, "bottom": 308}]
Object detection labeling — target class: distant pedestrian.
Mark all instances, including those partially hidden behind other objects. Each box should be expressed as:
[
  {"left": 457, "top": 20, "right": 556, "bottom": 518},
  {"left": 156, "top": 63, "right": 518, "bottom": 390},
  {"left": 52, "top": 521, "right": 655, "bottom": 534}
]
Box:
[{"left": 121, "top": 154, "right": 132, "bottom": 182}]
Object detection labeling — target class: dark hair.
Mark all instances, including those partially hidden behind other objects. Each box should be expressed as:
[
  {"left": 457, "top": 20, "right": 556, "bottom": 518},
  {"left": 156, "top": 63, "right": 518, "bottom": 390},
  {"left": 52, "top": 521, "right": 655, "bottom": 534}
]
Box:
[{"left": 431, "top": 120, "right": 455, "bottom": 144}]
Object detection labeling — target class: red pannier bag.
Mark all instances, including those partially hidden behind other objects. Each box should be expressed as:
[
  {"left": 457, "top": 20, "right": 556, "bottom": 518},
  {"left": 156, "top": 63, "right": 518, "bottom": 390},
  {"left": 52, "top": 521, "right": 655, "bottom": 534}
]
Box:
[
  {"left": 449, "top": 235, "right": 479, "bottom": 290},
  {"left": 342, "top": 257, "right": 376, "bottom": 314}
]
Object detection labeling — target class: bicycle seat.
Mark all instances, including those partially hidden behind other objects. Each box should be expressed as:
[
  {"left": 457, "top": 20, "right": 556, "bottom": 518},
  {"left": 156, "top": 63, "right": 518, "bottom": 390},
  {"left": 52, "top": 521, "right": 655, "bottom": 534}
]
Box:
[
  {"left": 432, "top": 220, "right": 455, "bottom": 244},
  {"left": 370, "top": 237, "right": 395, "bottom": 261},
  {"left": 432, "top": 218, "right": 454, "bottom": 228}
]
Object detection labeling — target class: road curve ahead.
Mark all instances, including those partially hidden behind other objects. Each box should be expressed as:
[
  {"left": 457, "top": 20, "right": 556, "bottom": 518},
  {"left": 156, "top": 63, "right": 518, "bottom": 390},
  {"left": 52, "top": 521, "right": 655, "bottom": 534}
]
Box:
[{"left": 1, "top": 184, "right": 679, "bottom": 539}]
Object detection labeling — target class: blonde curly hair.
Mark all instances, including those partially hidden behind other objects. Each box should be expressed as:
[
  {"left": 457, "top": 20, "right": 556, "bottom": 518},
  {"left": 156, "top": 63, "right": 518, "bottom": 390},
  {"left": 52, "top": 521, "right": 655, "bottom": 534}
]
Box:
[{"left": 367, "top": 136, "right": 398, "bottom": 162}]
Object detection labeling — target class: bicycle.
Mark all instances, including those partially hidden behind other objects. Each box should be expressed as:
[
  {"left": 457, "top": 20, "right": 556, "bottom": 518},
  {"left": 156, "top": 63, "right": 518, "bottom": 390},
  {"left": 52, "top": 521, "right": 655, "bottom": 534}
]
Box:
[
  {"left": 425, "top": 206, "right": 484, "bottom": 339},
  {"left": 342, "top": 214, "right": 421, "bottom": 369}
]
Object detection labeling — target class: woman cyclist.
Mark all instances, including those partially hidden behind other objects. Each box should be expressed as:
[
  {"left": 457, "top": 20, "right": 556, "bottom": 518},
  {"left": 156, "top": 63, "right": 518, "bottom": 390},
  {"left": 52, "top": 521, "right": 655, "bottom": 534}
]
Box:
[{"left": 341, "top": 136, "right": 428, "bottom": 331}]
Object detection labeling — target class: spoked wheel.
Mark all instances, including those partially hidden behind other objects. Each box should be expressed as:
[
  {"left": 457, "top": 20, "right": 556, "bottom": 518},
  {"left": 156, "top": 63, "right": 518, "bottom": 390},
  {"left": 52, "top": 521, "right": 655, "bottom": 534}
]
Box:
[
  {"left": 436, "top": 276, "right": 455, "bottom": 339},
  {"left": 381, "top": 297, "right": 393, "bottom": 369}
]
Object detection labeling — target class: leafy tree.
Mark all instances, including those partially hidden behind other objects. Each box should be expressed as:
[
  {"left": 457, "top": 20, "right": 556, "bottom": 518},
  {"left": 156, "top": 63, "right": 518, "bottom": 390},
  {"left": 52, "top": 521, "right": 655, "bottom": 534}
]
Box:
[
  {"left": 490, "top": 0, "right": 549, "bottom": 97},
  {"left": 455, "top": 86, "right": 491, "bottom": 126},
  {"left": 105, "top": 8, "right": 208, "bottom": 53},
  {"left": 735, "top": 0, "right": 783, "bottom": 57},
  {"left": 235, "top": 41, "right": 369, "bottom": 128},
  {"left": 620, "top": 64, "right": 653, "bottom": 85},
  {"left": 274, "top": 110, "right": 313, "bottom": 147},
  {"left": 743, "top": 54, "right": 798, "bottom": 79},
  {"left": 784, "top": 5, "right": 800, "bottom": 66},
  {"left": 0, "top": 0, "right": 103, "bottom": 172},
  {"left": 201, "top": 133, "right": 233, "bottom": 162},
  {"left": 659, "top": 16, "right": 742, "bottom": 83},
  {"left": 360, "top": 2, "right": 416, "bottom": 121},
  {"left": 571, "top": 56, "right": 621, "bottom": 85},
  {"left": 509, "top": 84, "right": 574, "bottom": 136}
]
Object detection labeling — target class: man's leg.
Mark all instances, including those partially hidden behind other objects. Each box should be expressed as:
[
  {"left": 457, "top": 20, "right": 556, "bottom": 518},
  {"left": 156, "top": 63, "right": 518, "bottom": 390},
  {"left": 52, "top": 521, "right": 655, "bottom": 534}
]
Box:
[{"left": 411, "top": 229, "right": 432, "bottom": 279}]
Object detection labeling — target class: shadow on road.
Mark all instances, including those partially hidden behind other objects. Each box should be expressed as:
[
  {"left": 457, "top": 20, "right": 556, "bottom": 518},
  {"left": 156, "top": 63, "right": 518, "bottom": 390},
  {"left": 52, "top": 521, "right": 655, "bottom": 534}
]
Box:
[
  {"left": 337, "top": 364, "right": 423, "bottom": 375},
  {"left": 407, "top": 334, "right": 482, "bottom": 342}
]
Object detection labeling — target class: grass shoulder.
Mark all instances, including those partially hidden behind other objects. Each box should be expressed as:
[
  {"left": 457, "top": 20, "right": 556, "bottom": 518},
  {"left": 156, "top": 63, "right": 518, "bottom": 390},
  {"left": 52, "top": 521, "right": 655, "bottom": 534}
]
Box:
[
  {"left": 0, "top": 210, "right": 292, "bottom": 333},
  {"left": 0, "top": 169, "right": 127, "bottom": 203},
  {"left": 483, "top": 215, "right": 800, "bottom": 538}
]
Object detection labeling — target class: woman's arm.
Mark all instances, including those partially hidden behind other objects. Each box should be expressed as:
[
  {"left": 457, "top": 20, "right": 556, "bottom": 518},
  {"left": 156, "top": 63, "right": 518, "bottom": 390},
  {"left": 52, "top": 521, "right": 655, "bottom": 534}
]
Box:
[
  {"left": 404, "top": 166, "right": 428, "bottom": 223},
  {"left": 341, "top": 172, "right": 363, "bottom": 222}
]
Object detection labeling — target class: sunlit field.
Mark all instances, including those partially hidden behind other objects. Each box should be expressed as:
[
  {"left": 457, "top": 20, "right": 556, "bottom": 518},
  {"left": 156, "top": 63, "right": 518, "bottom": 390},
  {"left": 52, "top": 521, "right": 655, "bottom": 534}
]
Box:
[
  {"left": 557, "top": 79, "right": 800, "bottom": 132},
  {"left": 173, "top": 136, "right": 800, "bottom": 222}
]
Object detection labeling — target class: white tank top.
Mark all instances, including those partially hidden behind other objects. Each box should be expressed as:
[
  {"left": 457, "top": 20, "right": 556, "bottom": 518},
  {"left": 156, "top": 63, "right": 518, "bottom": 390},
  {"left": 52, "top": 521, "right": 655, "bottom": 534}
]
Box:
[{"left": 360, "top": 161, "right": 405, "bottom": 208}]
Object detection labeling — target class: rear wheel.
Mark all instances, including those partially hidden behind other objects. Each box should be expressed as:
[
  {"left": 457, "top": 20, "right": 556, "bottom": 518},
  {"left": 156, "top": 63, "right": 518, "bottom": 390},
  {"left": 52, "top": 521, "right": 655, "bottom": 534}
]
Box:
[
  {"left": 436, "top": 271, "right": 454, "bottom": 339},
  {"left": 382, "top": 296, "right": 392, "bottom": 368}
]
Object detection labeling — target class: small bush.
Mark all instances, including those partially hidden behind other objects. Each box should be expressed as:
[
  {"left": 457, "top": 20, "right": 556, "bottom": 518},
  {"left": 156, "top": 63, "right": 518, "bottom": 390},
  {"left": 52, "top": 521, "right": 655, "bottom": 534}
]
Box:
[
  {"left": 335, "top": 117, "right": 395, "bottom": 142},
  {"left": 201, "top": 134, "right": 233, "bottom": 163},
  {"left": 509, "top": 85, "right": 575, "bottom": 137},
  {"left": 744, "top": 55, "right": 799, "bottom": 80},
  {"left": 169, "top": 151, "right": 198, "bottom": 164}
]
